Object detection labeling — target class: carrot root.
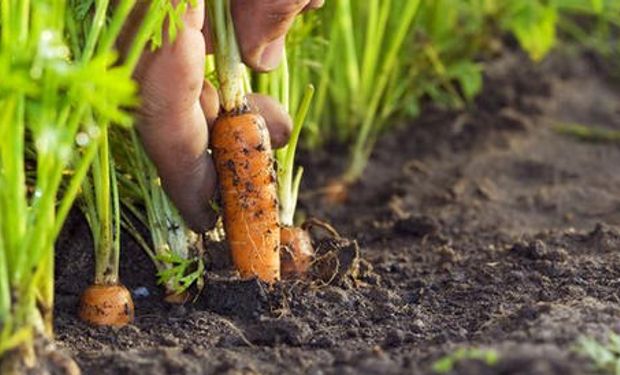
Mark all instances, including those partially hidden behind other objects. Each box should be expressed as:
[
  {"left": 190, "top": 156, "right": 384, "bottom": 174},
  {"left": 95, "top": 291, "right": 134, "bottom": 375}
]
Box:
[
  {"left": 78, "top": 283, "right": 134, "bottom": 327},
  {"left": 280, "top": 219, "right": 341, "bottom": 279},
  {"left": 212, "top": 112, "right": 281, "bottom": 283},
  {"left": 280, "top": 226, "right": 314, "bottom": 279}
]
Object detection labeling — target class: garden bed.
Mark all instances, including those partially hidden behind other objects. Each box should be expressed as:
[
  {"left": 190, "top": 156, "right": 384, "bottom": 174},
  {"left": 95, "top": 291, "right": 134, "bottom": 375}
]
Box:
[{"left": 55, "top": 49, "right": 620, "bottom": 374}]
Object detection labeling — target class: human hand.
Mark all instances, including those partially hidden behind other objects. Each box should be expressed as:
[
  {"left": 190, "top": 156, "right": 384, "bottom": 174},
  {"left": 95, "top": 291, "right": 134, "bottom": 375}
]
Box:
[{"left": 126, "top": 0, "right": 323, "bottom": 232}]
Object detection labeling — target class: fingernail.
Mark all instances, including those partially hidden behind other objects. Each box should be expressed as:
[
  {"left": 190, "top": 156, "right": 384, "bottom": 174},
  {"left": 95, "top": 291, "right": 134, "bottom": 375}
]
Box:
[{"left": 256, "top": 37, "right": 285, "bottom": 72}]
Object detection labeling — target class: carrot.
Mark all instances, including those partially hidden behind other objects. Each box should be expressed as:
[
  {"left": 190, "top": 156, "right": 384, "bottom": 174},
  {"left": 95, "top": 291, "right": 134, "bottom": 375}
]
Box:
[
  {"left": 280, "top": 219, "right": 341, "bottom": 278},
  {"left": 78, "top": 128, "right": 134, "bottom": 327},
  {"left": 206, "top": 0, "right": 281, "bottom": 282},
  {"left": 280, "top": 225, "right": 313, "bottom": 279},
  {"left": 78, "top": 284, "right": 134, "bottom": 327},
  {"left": 211, "top": 113, "right": 281, "bottom": 282}
]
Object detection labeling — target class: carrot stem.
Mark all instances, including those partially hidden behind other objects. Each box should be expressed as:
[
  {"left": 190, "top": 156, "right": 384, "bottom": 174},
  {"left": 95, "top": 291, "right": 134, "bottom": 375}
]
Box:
[
  {"left": 278, "top": 85, "right": 314, "bottom": 226},
  {"left": 207, "top": 0, "right": 246, "bottom": 111}
]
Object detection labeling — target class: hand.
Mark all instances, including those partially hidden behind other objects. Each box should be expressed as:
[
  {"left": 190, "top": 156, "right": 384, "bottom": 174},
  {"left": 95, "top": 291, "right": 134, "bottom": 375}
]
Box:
[{"left": 127, "top": 0, "right": 323, "bottom": 232}]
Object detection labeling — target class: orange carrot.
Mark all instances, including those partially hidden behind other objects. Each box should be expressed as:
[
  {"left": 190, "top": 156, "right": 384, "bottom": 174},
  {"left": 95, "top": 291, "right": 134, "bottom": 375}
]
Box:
[
  {"left": 279, "top": 219, "right": 340, "bottom": 279},
  {"left": 280, "top": 225, "right": 313, "bottom": 279},
  {"left": 207, "top": 0, "right": 281, "bottom": 282},
  {"left": 212, "top": 113, "right": 281, "bottom": 282},
  {"left": 78, "top": 284, "right": 134, "bottom": 327}
]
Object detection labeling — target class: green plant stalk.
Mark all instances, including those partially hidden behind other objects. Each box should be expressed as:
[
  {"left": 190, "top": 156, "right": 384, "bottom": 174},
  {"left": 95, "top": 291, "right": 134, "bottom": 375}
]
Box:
[
  {"left": 124, "top": 0, "right": 166, "bottom": 71},
  {"left": 79, "top": 0, "right": 199, "bottom": 289},
  {"left": 207, "top": 0, "right": 246, "bottom": 110},
  {"left": 75, "top": 1, "right": 123, "bottom": 289},
  {"left": 277, "top": 85, "right": 314, "bottom": 226},
  {"left": 360, "top": 0, "right": 386, "bottom": 100},
  {"left": 254, "top": 44, "right": 313, "bottom": 226},
  {"left": 555, "top": 123, "right": 620, "bottom": 143},
  {"left": 337, "top": 0, "right": 360, "bottom": 98},
  {"left": 0, "top": 96, "right": 25, "bottom": 337},
  {"left": 82, "top": 0, "right": 111, "bottom": 63},
  {"left": 88, "top": 127, "right": 121, "bottom": 285},
  {"left": 1, "top": 24, "right": 103, "bottom": 373},
  {"left": 117, "top": 129, "right": 203, "bottom": 296},
  {"left": 97, "top": 0, "right": 137, "bottom": 56},
  {"left": 309, "top": 16, "right": 339, "bottom": 144},
  {"left": 54, "top": 124, "right": 105, "bottom": 238},
  {"left": 344, "top": 0, "right": 421, "bottom": 182}
]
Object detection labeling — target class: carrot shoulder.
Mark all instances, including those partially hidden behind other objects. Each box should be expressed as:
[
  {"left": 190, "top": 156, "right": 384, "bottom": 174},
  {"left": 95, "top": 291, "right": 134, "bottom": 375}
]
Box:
[
  {"left": 212, "top": 112, "right": 281, "bottom": 282},
  {"left": 78, "top": 284, "right": 134, "bottom": 327}
]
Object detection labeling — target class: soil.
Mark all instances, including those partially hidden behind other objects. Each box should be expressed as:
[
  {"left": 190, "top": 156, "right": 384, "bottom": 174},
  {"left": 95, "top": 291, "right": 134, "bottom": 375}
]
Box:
[{"left": 54, "top": 48, "right": 620, "bottom": 375}]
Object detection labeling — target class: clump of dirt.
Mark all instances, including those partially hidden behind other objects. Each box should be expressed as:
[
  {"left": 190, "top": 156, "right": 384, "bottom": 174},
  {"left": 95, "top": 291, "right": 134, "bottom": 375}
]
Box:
[{"left": 54, "top": 48, "right": 620, "bottom": 374}]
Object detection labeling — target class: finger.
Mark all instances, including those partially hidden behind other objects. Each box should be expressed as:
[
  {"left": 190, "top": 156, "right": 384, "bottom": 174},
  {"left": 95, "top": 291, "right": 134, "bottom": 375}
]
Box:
[
  {"left": 304, "top": 0, "right": 324, "bottom": 10},
  {"left": 138, "top": 102, "right": 218, "bottom": 232},
  {"left": 134, "top": 0, "right": 219, "bottom": 232},
  {"left": 231, "top": 0, "right": 311, "bottom": 71},
  {"left": 200, "top": 79, "right": 220, "bottom": 127},
  {"left": 247, "top": 93, "right": 292, "bottom": 149}
]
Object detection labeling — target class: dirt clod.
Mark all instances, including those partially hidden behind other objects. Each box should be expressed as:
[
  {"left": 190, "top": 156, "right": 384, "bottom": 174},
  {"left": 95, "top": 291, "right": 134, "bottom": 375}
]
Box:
[{"left": 393, "top": 215, "right": 440, "bottom": 238}]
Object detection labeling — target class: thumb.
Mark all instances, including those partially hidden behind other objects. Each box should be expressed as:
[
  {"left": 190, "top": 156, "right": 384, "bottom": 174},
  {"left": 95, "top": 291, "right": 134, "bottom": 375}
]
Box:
[{"left": 231, "top": 0, "right": 311, "bottom": 72}]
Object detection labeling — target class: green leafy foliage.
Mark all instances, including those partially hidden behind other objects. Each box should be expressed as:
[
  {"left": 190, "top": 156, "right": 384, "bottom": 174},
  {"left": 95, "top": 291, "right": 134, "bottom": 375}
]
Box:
[
  {"left": 150, "top": 0, "right": 198, "bottom": 49},
  {"left": 502, "top": 1, "right": 558, "bottom": 61},
  {"left": 556, "top": 0, "right": 620, "bottom": 79},
  {"left": 277, "top": 0, "right": 615, "bottom": 183},
  {"left": 578, "top": 334, "right": 620, "bottom": 375},
  {"left": 555, "top": 122, "right": 620, "bottom": 143},
  {"left": 290, "top": 0, "right": 491, "bottom": 182},
  {"left": 155, "top": 252, "right": 205, "bottom": 294},
  {"left": 432, "top": 347, "right": 499, "bottom": 373},
  {"left": 0, "top": 0, "right": 195, "bottom": 366},
  {"left": 406, "top": 0, "right": 490, "bottom": 111},
  {"left": 113, "top": 128, "right": 204, "bottom": 296},
  {"left": 0, "top": 0, "right": 139, "bottom": 360}
]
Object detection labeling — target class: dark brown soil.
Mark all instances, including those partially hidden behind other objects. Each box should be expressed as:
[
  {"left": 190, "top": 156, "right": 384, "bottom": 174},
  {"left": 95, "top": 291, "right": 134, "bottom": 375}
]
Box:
[{"left": 55, "top": 49, "right": 620, "bottom": 375}]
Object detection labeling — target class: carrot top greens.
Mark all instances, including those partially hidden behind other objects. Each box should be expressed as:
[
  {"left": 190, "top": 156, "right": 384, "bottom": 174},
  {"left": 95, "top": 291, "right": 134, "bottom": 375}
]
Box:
[
  {"left": 0, "top": 0, "right": 196, "bottom": 370},
  {"left": 207, "top": 0, "right": 247, "bottom": 112}
]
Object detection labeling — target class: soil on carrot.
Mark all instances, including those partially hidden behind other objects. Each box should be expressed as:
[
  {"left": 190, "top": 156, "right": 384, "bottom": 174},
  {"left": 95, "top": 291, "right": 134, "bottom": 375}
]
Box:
[{"left": 55, "top": 48, "right": 620, "bottom": 375}]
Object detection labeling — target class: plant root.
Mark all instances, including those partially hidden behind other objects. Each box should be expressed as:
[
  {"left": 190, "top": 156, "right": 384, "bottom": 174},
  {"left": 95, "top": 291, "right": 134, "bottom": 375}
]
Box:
[
  {"left": 281, "top": 218, "right": 342, "bottom": 279},
  {"left": 78, "top": 283, "right": 134, "bottom": 327},
  {"left": 309, "top": 237, "right": 362, "bottom": 288}
]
